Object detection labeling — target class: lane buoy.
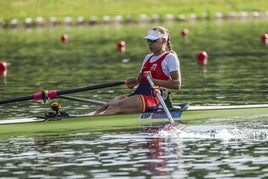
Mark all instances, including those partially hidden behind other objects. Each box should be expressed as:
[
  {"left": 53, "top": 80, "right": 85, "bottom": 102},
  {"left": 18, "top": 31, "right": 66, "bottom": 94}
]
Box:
[
  {"left": 181, "top": 29, "right": 189, "bottom": 37},
  {"left": 261, "top": 34, "right": 268, "bottom": 45},
  {"left": 61, "top": 34, "right": 69, "bottom": 43},
  {"left": 117, "top": 41, "right": 126, "bottom": 52},
  {"left": 0, "top": 61, "right": 7, "bottom": 77},
  {"left": 197, "top": 51, "right": 208, "bottom": 65}
]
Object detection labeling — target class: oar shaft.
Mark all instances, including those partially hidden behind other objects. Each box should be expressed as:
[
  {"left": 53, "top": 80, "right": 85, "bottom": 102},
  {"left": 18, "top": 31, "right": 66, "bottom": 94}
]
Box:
[
  {"left": 155, "top": 92, "right": 175, "bottom": 123},
  {"left": 57, "top": 81, "right": 125, "bottom": 95},
  {"left": 0, "top": 95, "right": 33, "bottom": 104},
  {"left": 146, "top": 75, "right": 175, "bottom": 123},
  {"left": 0, "top": 81, "right": 127, "bottom": 105},
  {"left": 59, "top": 95, "right": 106, "bottom": 105}
]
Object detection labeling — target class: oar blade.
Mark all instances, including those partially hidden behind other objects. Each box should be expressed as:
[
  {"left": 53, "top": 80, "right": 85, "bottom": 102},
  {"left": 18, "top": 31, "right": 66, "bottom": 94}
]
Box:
[{"left": 163, "top": 121, "right": 185, "bottom": 131}]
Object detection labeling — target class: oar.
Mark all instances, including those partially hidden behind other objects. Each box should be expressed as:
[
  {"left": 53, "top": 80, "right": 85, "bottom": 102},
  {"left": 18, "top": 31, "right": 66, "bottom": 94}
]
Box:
[
  {"left": 0, "top": 81, "right": 128, "bottom": 105},
  {"left": 59, "top": 95, "right": 106, "bottom": 105},
  {"left": 146, "top": 75, "right": 182, "bottom": 130}
]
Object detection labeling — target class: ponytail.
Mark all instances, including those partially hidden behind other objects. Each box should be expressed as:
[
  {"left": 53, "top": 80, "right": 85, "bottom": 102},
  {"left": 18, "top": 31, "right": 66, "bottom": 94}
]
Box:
[
  {"left": 153, "top": 26, "right": 176, "bottom": 54},
  {"left": 167, "top": 37, "right": 176, "bottom": 54}
]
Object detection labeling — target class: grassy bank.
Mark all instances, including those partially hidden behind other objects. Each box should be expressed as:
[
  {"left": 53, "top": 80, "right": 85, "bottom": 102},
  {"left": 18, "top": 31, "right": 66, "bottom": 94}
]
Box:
[{"left": 1, "top": 0, "right": 268, "bottom": 21}]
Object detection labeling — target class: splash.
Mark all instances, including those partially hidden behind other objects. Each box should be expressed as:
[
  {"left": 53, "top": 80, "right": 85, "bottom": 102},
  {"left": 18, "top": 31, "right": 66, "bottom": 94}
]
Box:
[{"left": 157, "top": 124, "right": 268, "bottom": 141}]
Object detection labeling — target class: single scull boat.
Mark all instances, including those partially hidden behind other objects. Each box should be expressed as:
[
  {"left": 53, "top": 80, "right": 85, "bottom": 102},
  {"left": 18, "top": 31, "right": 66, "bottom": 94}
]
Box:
[
  {"left": 0, "top": 103, "right": 267, "bottom": 139},
  {"left": 0, "top": 81, "right": 267, "bottom": 138}
]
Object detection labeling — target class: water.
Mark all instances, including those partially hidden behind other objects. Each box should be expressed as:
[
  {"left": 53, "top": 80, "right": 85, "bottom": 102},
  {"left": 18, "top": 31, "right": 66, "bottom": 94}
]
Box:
[
  {"left": 0, "top": 20, "right": 268, "bottom": 178},
  {"left": 0, "top": 123, "right": 267, "bottom": 178},
  {"left": 0, "top": 21, "right": 268, "bottom": 109}
]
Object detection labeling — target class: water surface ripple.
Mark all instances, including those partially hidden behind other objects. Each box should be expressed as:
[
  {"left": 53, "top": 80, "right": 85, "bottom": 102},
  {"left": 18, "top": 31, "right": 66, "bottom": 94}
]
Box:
[{"left": 0, "top": 123, "right": 267, "bottom": 178}]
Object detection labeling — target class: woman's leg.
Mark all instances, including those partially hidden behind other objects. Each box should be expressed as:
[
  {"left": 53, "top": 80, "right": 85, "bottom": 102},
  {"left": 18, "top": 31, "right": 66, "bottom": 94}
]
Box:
[
  {"left": 96, "top": 95, "right": 142, "bottom": 115},
  {"left": 88, "top": 95, "right": 127, "bottom": 115}
]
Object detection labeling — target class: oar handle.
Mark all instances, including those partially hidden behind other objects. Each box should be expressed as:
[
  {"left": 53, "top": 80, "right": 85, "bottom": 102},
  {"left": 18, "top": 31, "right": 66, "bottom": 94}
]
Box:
[{"left": 146, "top": 75, "right": 175, "bottom": 123}]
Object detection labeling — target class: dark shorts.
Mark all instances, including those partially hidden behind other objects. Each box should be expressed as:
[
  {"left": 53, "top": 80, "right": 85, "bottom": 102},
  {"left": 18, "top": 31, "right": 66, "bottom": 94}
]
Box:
[
  {"left": 139, "top": 95, "right": 160, "bottom": 112},
  {"left": 128, "top": 83, "right": 160, "bottom": 112}
]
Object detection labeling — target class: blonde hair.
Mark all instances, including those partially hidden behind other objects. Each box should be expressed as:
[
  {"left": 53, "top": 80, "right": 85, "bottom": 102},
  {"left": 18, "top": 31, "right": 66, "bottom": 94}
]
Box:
[{"left": 152, "top": 26, "right": 176, "bottom": 54}]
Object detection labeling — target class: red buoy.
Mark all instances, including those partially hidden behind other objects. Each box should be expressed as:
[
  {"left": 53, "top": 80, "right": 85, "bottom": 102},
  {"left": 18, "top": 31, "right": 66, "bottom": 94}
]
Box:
[
  {"left": 117, "top": 41, "right": 126, "bottom": 52},
  {"left": 0, "top": 61, "right": 7, "bottom": 77},
  {"left": 197, "top": 51, "right": 208, "bottom": 65},
  {"left": 261, "top": 34, "right": 268, "bottom": 45},
  {"left": 181, "top": 29, "right": 189, "bottom": 37},
  {"left": 61, "top": 34, "right": 69, "bottom": 43}
]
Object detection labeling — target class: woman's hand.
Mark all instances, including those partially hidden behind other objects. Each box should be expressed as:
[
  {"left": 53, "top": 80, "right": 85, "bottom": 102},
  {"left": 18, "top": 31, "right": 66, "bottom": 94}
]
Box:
[
  {"left": 126, "top": 77, "right": 138, "bottom": 89},
  {"left": 143, "top": 71, "right": 158, "bottom": 86},
  {"left": 143, "top": 71, "right": 152, "bottom": 78}
]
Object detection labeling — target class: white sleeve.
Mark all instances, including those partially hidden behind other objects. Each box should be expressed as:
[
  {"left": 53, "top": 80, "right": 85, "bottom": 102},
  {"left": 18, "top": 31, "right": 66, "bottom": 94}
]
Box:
[{"left": 162, "top": 53, "right": 180, "bottom": 76}]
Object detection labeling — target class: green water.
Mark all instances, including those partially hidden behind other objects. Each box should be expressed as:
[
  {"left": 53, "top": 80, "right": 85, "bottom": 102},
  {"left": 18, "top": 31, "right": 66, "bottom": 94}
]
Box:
[{"left": 0, "top": 20, "right": 267, "bottom": 117}]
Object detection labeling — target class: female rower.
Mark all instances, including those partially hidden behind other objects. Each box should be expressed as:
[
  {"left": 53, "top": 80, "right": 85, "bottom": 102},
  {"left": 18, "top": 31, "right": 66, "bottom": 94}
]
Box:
[{"left": 89, "top": 26, "right": 181, "bottom": 115}]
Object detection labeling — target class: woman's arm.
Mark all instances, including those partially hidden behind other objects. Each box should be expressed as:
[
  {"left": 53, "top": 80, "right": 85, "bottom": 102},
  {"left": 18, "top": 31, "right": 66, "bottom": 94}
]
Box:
[{"left": 153, "top": 70, "right": 181, "bottom": 90}]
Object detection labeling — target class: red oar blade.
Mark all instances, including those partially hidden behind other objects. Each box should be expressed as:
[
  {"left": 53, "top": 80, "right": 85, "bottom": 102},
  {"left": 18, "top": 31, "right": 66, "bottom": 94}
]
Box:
[{"left": 163, "top": 122, "right": 185, "bottom": 131}]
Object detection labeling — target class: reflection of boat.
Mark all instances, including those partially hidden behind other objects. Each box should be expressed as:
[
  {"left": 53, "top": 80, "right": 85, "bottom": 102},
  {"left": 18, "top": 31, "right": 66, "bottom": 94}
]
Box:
[{"left": 0, "top": 103, "right": 267, "bottom": 139}]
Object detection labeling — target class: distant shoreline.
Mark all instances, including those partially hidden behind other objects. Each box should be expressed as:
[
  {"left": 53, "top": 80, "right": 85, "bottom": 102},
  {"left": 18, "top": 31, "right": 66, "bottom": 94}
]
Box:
[{"left": 1, "top": 11, "right": 267, "bottom": 29}]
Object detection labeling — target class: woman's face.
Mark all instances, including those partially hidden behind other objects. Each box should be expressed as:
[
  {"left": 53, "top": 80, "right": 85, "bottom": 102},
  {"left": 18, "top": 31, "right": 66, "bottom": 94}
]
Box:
[{"left": 147, "top": 38, "right": 164, "bottom": 53}]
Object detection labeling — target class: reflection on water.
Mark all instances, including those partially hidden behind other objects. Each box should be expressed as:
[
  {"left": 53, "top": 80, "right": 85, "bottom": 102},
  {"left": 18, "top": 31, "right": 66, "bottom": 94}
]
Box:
[{"left": 0, "top": 122, "right": 267, "bottom": 178}]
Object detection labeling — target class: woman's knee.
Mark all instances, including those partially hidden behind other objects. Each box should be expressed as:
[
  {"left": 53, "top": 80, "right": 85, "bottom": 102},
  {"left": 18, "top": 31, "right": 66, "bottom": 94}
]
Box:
[{"left": 104, "top": 101, "right": 120, "bottom": 114}]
